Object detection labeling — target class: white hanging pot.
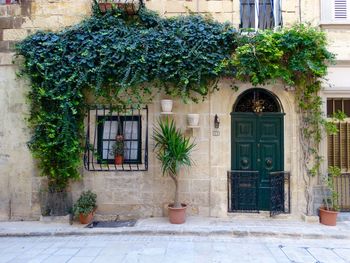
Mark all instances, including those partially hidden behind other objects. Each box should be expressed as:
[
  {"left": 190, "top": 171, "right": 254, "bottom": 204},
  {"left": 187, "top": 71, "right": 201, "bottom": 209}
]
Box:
[
  {"left": 161, "top": 99, "right": 173, "bottom": 113},
  {"left": 187, "top": 114, "right": 199, "bottom": 126}
]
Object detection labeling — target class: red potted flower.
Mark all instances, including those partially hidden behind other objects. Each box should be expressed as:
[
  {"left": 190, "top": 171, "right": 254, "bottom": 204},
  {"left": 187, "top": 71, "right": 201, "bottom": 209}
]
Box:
[{"left": 110, "top": 135, "right": 124, "bottom": 165}]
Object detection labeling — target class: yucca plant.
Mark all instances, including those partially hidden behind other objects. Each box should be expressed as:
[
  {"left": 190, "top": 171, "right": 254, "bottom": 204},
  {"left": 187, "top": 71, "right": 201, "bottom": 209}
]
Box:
[{"left": 153, "top": 117, "right": 196, "bottom": 208}]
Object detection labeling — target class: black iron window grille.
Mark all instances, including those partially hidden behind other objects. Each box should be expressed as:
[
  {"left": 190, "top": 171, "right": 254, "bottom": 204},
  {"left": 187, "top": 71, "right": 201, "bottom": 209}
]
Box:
[
  {"left": 84, "top": 106, "right": 148, "bottom": 171},
  {"left": 240, "top": 0, "right": 282, "bottom": 30}
]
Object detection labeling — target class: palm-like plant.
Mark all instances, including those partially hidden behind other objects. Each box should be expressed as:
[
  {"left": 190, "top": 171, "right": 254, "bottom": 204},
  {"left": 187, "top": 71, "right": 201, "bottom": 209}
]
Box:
[{"left": 153, "top": 117, "right": 196, "bottom": 208}]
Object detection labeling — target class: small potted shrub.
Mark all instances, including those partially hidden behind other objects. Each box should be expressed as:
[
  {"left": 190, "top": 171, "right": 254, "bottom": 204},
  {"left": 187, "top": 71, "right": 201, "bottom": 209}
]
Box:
[
  {"left": 98, "top": 0, "right": 113, "bottom": 13},
  {"left": 319, "top": 166, "right": 340, "bottom": 226},
  {"left": 73, "top": 190, "right": 97, "bottom": 224},
  {"left": 110, "top": 135, "right": 124, "bottom": 165},
  {"left": 153, "top": 117, "right": 196, "bottom": 224}
]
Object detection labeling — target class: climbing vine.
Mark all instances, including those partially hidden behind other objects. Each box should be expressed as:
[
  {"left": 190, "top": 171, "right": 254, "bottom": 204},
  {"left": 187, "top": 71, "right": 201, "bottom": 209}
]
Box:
[{"left": 16, "top": 3, "right": 338, "bottom": 206}]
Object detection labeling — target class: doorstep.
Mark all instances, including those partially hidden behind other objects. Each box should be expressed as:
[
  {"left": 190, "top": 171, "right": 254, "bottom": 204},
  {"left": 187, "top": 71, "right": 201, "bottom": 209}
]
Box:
[{"left": 0, "top": 216, "right": 350, "bottom": 239}]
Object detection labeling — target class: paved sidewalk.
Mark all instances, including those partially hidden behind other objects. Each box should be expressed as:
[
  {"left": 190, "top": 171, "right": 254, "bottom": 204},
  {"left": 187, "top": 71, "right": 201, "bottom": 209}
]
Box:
[
  {"left": 1, "top": 216, "right": 350, "bottom": 239},
  {"left": 1, "top": 235, "right": 350, "bottom": 263}
]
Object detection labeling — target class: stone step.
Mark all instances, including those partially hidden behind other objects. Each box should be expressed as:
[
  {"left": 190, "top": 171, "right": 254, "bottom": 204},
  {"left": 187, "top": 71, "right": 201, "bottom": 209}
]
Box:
[{"left": 338, "top": 212, "right": 350, "bottom": 222}]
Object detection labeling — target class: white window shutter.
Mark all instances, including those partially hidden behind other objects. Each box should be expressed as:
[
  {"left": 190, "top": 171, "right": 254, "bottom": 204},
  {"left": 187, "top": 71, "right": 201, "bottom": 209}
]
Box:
[{"left": 334, "top": 0, "right": 349, "bottom": 20}]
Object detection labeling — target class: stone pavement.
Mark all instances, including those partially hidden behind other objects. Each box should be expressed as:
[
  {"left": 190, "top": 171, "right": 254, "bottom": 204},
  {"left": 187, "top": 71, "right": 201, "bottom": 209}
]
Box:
[
  {"left": 1, "top": 216, "right": 350, "bottom": 239},
  {"left": 1, "top": 234, "right": 350, "bottom": 263}
]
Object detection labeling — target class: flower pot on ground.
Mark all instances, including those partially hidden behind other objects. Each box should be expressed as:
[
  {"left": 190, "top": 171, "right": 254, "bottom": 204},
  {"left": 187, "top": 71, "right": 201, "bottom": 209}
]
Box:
[
  {"left": 319, "top": 207, "right": 338, "bottom": 226},
  {"left": 319, "top": 166, "right": 340, "bottom": 226},
  {"left": 161, "top": 99, "right": 173, "bottom": 113},
  {"left": 153, "top": 117, "right": 196, "bottom": 224},
  {"left": 168, "top": 203, "right": 187, "bottom": 224},
  {"left": 187, "top": 114, "right": 199, "bottom": 127},
  {"left": 73, "top": 190, "right": 97, "bottom": 224},
  {"left": 110, "top": 135, "right": 124, "bottom": 165}
]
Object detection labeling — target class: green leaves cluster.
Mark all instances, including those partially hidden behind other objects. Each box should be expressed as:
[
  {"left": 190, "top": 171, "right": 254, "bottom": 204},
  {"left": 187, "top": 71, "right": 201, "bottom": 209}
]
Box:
[
  {"left": 16, "top": 4, "right": 335, "bottom": 190},
  {"left": 16, "top": 7, "right": 235, "bottom": 190}
]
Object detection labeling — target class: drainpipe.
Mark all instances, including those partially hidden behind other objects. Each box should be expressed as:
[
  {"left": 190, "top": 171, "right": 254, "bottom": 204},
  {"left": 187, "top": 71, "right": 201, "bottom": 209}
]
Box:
[{"left": 208, "top": 91, "right": 212, "bottom": 216}]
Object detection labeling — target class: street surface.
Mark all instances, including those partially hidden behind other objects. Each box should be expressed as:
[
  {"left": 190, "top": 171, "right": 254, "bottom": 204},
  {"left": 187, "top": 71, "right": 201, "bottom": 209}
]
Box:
[{"left": 0, "top": 235, "right": 350, "bottom": 263}]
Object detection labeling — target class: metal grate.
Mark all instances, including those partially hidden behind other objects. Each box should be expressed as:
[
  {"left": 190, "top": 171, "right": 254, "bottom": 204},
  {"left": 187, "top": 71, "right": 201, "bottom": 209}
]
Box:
[
  {"left": 227, "top": 170, "right": 260, "bottom": 213},
  {"left": 84, "top": 106, "right": 148, "bottom": 172},
  {"left": 334, "top": 173, "right": 350, "bottom": 211},
  {"left": 40, "top": 191, "right": 72, "bottom": 216},
  {"left": 270, "top": 171, "right": 290, "bottom": 217}
]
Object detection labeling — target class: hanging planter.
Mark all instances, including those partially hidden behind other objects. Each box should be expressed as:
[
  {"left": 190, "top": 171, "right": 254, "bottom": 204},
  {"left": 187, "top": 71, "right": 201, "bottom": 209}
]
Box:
[
  {"left": 98, "top": 0, "right": 143, "bottom": 15},
  {"left": 161, "top": 99, "right": 173, "bottom": 113},
  {"left": 187, "top": 114, "right": 199, "bottom": 127}
]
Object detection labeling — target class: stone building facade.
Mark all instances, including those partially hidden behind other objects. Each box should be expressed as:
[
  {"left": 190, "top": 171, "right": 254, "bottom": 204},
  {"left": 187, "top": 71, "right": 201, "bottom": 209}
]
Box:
[{"left": 0, "top": 0, "right": 349, "bottom": 221}]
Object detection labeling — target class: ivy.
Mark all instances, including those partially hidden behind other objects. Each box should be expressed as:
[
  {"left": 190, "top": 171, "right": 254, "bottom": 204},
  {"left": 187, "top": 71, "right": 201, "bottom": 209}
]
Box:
[
  {"left": 16, "top": 6, "right": 236, "bottom": 190},
  {"left": 16, "top": 3, "right": 337, "bottom": 206}
]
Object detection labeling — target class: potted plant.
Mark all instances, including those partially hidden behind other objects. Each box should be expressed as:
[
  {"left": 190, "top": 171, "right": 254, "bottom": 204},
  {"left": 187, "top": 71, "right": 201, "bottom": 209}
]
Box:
[
  {"left": 110, "top": 135, "right": 124, "bottom": 165},
  {"left": 98, "top": 0, "right": 113, "bottom": 13},
  {"left": 73, "top": 190, "right": 97, "bottom": 224},
  {"left": 319, "top": 166, "right": 340, "bottom": 226},
  {"left": 153, "top": 117, "right": 196, "bottom": 224},
  {"left": 97, "top": 0, "right": 141, "bottom": 15}
]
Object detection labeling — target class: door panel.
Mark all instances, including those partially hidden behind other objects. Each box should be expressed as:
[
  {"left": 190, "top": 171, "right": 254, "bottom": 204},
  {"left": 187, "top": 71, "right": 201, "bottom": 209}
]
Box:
[
  {"left": 231, "top": 113, "right": 284, "bottom": 211},
  {"left": 232, "top": 115, "right": 256, "bottom": 171}
]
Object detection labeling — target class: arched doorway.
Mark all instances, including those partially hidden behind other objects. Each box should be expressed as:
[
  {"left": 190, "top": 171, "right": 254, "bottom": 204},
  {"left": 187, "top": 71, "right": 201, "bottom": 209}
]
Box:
[{"left": 230, "top": 88, "right": 284, "bottom": 211}]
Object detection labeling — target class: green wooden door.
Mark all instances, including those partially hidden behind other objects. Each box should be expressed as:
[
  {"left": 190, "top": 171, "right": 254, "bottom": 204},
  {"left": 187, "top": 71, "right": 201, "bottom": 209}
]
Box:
[{"left": 231, "top": 113, "right": 284, "bottom": 210}]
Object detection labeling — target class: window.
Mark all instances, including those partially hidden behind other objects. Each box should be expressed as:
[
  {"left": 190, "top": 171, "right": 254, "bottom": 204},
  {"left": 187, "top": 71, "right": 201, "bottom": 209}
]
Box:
[
  {"left": 327, "top": 98, "right": 350, "bottom": 171},
  {"left": 240, "top": 0, "right": 282, "bottom": 30},
  {"left": 97, "top": 116, "right": 141, "bottom": 164},
  {"left": 84, "top": 106, "right": 148, "bottom": 171},
  {"left": 321, "top": 0, "right": 350, "bottom": 23},
  {"left": 327, "top": 98, "right": 350, "bottom": 212}
]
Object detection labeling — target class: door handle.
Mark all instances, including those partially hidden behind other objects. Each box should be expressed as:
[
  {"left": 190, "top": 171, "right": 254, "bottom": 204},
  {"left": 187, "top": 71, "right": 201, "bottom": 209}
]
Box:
[{"left": 265, "top": 159, "right": 272, "bottom": 167}]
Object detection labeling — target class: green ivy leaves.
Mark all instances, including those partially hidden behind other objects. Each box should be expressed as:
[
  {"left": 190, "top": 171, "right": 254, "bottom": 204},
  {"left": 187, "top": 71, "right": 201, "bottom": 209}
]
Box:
[{"left": 16, "top": 5, "right": 335, "bottom": 190}]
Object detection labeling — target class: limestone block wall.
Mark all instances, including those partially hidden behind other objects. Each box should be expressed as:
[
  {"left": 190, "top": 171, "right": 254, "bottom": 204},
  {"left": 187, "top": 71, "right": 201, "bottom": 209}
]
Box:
[{"left": 0, "top": 0, "right": 344, "bottom": 220}]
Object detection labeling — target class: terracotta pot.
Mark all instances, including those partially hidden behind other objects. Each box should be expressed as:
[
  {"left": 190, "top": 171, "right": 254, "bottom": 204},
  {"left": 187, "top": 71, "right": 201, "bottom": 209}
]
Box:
[
  {"left": 168, "top": 203, "right": 187, "bottom": 224},
  {"left": 114, "top": 155, "right": 123, "bottom": 165},
  {"left": 319, "top": 207, "right": 338, "bottom": 226},
  {"left": 79, "top": 212, "right": 94, "bottom": 224},
  {"left": 98, "top": 3, "right": 112, "bottom": 13}
]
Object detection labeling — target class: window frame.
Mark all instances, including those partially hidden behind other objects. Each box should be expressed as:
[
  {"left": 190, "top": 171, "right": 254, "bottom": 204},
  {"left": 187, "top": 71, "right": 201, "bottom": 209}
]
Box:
[
  {"left": 239, "top": 0, "right": 282, "bottom": 31},
  {"left": 321, "top": 0, "right": 350, "bottom": 24},
  {"left": 97, "top": 115, "right": 142, "bottom": 165}
]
